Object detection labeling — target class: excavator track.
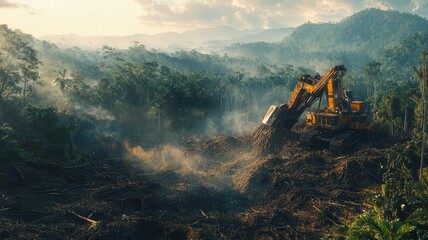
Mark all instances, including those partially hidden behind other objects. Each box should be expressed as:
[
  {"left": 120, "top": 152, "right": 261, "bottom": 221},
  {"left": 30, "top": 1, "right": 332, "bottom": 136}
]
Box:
[
  {"left": 299, "top": 129, "right": 365, "bottom": 154},
  {"left": 299, "top": 129, "right": 319, "bottom": 148},
  {"left": 329, "top": 130, "right": 366, "bottom": 154}
]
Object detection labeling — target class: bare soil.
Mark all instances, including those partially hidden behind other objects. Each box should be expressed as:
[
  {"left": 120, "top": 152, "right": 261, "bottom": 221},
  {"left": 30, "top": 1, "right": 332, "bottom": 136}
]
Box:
[{"left": 0, "top": 128, "right": 402, "bottom": 239}]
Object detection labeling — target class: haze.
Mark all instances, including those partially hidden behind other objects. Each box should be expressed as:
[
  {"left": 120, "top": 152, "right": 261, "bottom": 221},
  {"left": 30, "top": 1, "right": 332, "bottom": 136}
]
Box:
[{"left": 1, "top": 0, "right": 427, "bottom": 37}]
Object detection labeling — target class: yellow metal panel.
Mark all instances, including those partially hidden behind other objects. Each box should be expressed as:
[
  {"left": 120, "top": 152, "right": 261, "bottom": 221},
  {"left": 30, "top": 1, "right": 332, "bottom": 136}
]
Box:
[
  {"left": 303, "top": 84, "right": 315, "bottom": 93},
  {"left": 306, "top": 66, "right": 335, "bottom": 94},
  {"left": 327, "top": 79, "right": 335, "bottom": 111},
  {"left": 287, "top": 82, "right": 304, "bottom": 109},
  {"left": 306, "top": 112, "right": 316, "bottom": 126},
  {"left": 351, "top": 101, "right": 364, "bottom": 112}
]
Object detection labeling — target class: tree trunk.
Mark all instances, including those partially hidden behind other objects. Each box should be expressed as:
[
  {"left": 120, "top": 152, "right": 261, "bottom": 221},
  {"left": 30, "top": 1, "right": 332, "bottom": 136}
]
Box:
[
  {"left": 421, "top": 97, "right": 426, "bottom": 180},
  {"left": 23, "top": 78, "right": 27, "bottom": 105},
  {"left": 0, "top": 78, "right": 7, "bottom": 98},
  {"left": 404, "top": 105, "right": 408, "bottom": 132},
  {"left": 220, "top": 93, "right": 223, "bottom": 112},
  {"left": 389, "top": 99, "right": 394, "bottom": 136},
  {"left": 421, "top": 52, "right": 427, "bottom": 180},
  {"left": 373, "top": 82, "right": 379, "bottom": 121},
  {"left": 158, "top": 112, "right": 161, "bottom": 132},
  {"left": 117, "top": 121, "right": 120, "bottom": 136}
]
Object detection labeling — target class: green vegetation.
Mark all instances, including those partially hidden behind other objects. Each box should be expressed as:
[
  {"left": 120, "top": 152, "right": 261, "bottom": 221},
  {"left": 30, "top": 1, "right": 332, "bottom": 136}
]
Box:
[
  {"left": 327, "top": 53, "right": 428, "bottom": 239},
  {"left": 328, "top": 142, "right": 428, "bottom": 239},
  {"left": 0, "top": 8, "right": 428, "bottom": 239},
  {"left": 227, "top": 9, "right": 428, "bottom": 73}
]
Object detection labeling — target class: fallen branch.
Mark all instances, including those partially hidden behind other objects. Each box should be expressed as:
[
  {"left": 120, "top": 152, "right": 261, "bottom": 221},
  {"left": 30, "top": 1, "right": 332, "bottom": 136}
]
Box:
[
  {"left": 14, "top": 165, "right": 24, "bottom": 182},
  {"left": 324, "top": 201, "right": 348, "bottom": 208},
  {"left": 0, "top": 207, "right": 12, "bottom": 212},
  {"left": 69, "top": 210, "right": 100, "bottom": 229}
]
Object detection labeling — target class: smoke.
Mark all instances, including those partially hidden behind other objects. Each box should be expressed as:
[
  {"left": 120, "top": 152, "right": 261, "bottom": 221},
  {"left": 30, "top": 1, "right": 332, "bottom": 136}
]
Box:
[
  {"left": 54, "top": 97, "right": 115, "bottom": 121},
  {"left": 201, "top": 85, "right": 292, "bottom": 136},
  {"left": 125, "top": 142, "right": 204, "bottom": 175},
  {"left": 71, "top": 100, "right": 115, "bottom": 121},
  {"left": 204, "top": 111, "right": 258, "bottom": 136},
  {"left": 121, "top": 84, "right": 295, "bottom": 193},
  {"left": 124, "top": 137, "right": 256, "bottom": 191},
  {"left": 33, "top": 69, "right": 114, "bottom": 121}
]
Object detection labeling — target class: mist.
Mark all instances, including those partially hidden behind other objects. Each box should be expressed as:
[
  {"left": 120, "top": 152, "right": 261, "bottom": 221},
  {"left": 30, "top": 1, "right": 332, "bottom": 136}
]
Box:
[{"left": 125, "top": 142, "right": 204, "bottom": 175}]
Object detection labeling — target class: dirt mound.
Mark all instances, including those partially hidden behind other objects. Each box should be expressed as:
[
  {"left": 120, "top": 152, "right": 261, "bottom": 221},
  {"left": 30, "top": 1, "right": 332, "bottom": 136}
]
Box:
[
  {"left": 251, "top": 124, "right": 294, "bottom": 156},
  {"left": 184, "top": 135, "right": 249, "bottom": 158},
  {"left": 1, "top": 132, "right": 393, "bottom": 239},
  {"left": 229, "top": 141, "right": 387, "bottom": 238},
  {"left": 326, "top": 149, "right": 385, "bottom": 187}
]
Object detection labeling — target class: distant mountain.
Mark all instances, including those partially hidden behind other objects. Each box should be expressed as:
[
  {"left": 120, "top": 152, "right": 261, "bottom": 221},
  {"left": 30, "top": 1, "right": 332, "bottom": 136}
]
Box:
[
  {"left": 37, "top": 8, "right": 428, "bottom": 77},
  {"left": 40, "top": 26, "right": 294, "bottom": 52},
  {"left": 379, "top": 30, "right": 428, "bottom": 79},
  {"left": 225, "top": 9, "right": 428, "bottom": 72},
  {"left": 286, "top": 8, "right": 428, "bottom": 53}
]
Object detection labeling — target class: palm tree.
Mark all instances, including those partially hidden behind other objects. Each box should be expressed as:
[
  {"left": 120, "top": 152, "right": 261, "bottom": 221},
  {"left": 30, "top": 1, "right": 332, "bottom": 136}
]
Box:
[{"left": 52, "top": 69, "right": 72, "bottom": 98}]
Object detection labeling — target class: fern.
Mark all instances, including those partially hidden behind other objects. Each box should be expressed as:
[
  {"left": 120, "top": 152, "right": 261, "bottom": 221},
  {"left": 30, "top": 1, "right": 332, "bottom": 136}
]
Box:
[{"left": 334, "top": 208, "right": 415, "bottom": 240}]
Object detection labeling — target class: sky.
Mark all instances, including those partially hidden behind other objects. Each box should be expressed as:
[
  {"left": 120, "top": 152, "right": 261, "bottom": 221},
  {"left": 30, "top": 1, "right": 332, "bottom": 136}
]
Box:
[{"left": 0, "top": 0, "right": 427, "bottom": 37}]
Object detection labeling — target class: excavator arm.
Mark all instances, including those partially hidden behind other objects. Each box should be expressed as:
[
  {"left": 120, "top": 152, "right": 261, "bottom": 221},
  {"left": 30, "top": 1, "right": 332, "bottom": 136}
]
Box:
[{"left": 262, "top": 65, "right": 346, "bottom": 128}]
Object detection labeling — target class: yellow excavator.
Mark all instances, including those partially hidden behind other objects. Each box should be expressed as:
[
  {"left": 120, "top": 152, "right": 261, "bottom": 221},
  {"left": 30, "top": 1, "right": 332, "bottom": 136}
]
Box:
[{"left": 261, "top": 65, "right": 367, "bottom": 154}]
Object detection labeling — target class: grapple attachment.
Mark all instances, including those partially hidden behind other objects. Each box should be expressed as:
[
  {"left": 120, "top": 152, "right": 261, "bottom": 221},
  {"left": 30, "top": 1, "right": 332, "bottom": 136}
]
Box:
[
  {"left": 261, "top": 104, "right": 298, "bottom": 129},
  {"left": 262, "top": 105, "right": 281, "bottom": 127}
]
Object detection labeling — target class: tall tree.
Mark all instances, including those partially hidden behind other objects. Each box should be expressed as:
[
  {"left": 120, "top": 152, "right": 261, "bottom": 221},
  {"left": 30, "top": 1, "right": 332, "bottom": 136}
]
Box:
[
  {"left": 0, "top": 25, "right": 39, "bottom": 100},
  {"left": 52, "top": 69, "right": 73, "bottom": 98},
  {"left": 364, "top": 61, "right": 382, "bottom": 120},
  {"left": 414, "top": 51, "right": 428, "bottom": 180}
]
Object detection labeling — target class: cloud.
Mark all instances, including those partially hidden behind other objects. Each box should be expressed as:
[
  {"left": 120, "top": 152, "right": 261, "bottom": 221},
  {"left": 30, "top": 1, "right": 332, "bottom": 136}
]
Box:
[
  {"left": 133, "top": 0, "right": 427, "bottom": 31},
  {"left": 411, "top": 0, "right": 428, "bottom": 17},
  {"left": 136, "top": 0, "right": 242, "bottom": 28},
  {"left": 0, "top": 0, "right": 32, "bottom": 11},
  {"left": 134, "top": 0, "right": 363, "bottom": 29},
  {"left": 364, "top": 0, "right": 428, "bottom": 17},
  {"left": 0, "top": 0, "right": 19, "bottom": 8}
]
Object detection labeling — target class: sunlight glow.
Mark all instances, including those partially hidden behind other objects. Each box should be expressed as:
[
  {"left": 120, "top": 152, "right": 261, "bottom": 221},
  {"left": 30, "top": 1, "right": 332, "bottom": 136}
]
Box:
[
  {"left": 0, "top": 0, "right": 426, "bottom": 37},
  {"left": 0, "top": 0, "right": 143, "bottom": 36}
]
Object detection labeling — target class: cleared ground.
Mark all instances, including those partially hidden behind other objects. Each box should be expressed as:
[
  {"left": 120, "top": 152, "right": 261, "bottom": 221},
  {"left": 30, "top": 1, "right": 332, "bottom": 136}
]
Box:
[{"left": 0, "top": 128, "right": 400, "bottom": 239}]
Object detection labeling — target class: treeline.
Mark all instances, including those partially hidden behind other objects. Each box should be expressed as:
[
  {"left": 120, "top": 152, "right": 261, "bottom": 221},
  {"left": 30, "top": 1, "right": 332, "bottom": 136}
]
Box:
[
  {"left": 58, "top": 47, "right": 316, "bottom": 137},
  {"left": 0, "top": 18, "right": 427, "bottom": 161},
  {"left": 0, "top": 12, "right": 427, "bottom": 154},
  {"left": 0, "top": 24, "right": 316, "bottom": 161}
]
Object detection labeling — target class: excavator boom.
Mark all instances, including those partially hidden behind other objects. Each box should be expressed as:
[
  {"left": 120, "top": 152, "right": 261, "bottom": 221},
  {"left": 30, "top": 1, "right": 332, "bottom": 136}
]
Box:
[
  {"left": 260, "top": 64, "right": 367, "bottom": 154},
  {"left": 262, "top": 65, "right": 346, "bottom": 128}
]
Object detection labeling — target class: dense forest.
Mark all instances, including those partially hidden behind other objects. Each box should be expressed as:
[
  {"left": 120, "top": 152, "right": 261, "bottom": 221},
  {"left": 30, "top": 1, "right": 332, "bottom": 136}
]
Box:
[{"left": 1, "top": 8, "right": 428, "bottom": 239}]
